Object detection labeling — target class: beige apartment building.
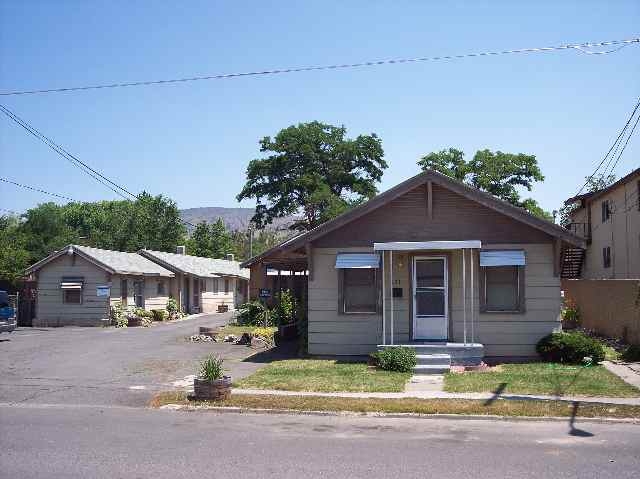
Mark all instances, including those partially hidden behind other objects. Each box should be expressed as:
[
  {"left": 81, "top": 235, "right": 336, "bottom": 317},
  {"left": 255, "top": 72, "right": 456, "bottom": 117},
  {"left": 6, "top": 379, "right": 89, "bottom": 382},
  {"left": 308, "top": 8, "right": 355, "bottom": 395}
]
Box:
[{"left": 565, "top": 167, "right": 640, "bottom": 279}]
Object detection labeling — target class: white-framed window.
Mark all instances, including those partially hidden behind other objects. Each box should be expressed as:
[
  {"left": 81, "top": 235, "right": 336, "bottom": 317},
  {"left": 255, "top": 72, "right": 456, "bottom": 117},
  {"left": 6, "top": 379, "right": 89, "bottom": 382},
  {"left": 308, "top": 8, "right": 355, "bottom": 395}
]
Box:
[
  {"left": 213, "top": 278, "right": 219, "bottom": 294},
  {"left": 340, "top": 268, "right": 378, "bottom": 314},
  {"left": 479, "top": 250, "right": 525, "bottom": 313},
  {"left": 133, "top": 280, "right": 145, "bottom": 308}
]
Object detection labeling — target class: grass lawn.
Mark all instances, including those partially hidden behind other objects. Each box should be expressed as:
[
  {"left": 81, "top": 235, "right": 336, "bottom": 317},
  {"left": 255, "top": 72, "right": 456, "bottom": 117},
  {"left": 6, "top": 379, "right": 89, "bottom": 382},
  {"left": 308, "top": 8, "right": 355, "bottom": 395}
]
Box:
[
  {"left": 444, "top": 363, "right": 640, "bottom": 397},
  {"left": 150, "top": 391, "right": 640, "bottom": 419},
  {"left": 235, "top": 359, "right": 411, "bottom": 393}
]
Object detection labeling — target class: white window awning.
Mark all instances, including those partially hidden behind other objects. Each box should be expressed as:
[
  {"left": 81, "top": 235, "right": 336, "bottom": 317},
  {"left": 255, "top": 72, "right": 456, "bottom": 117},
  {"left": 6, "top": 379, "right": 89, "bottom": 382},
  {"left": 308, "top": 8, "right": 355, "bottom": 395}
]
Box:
[
  {"left": 60, "top": 282, "right": 83, "bottom": 290},
  {"left": 480, "top": 250, "right": 526, "bottom": 267},
  {"left": 374, "top": 241, "right": 481, "bottom": 251},
  {"left": 335, "top": 253, "right": 380, "bottom": 269}
]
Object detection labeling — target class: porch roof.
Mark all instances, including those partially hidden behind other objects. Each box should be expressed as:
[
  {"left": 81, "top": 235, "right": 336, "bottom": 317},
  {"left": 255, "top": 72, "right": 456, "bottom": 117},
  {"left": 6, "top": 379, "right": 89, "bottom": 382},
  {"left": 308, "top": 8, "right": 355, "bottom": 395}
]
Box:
[{"left": 373, "top": 240, "right": 481, "bottom": 251}]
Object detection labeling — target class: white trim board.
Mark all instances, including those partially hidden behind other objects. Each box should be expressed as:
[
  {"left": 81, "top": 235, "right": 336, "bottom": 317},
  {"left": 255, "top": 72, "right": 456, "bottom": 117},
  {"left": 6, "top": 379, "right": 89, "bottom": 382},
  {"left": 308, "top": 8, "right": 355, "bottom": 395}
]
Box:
[{"left": 374, "top": 241, "right": 481, "bottom": 251}]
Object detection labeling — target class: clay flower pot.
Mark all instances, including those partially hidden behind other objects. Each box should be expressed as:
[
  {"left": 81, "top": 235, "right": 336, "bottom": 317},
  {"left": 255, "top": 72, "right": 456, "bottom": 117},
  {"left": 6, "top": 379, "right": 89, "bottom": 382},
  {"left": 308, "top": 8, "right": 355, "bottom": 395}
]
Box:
[{"left": 193, "top": 376, "right": 232, "bottom": 401}]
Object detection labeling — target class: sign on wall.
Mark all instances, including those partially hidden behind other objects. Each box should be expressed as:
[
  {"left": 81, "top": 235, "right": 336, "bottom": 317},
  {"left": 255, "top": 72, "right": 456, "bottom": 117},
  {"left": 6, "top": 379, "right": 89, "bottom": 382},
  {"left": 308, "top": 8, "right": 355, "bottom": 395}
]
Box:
[
  {"left": 259, "top": 288, "right": 271, "bottom": 299},
  {"left": 96, "top": 286, "right": 111, "bottom": 297}
]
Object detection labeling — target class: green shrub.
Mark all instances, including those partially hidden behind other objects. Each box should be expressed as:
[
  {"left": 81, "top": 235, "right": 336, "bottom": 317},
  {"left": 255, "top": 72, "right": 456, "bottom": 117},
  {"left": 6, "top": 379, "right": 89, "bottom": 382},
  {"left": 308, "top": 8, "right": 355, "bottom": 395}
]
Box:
[
  {"left": 151, "top": 309, "right": 168, "bottom": 322},
  {"left": 621, "top": 344, "right": 640, "bottom": 362},
  {"left": 237, "top": 301, "right": 274, "bottom": 326},
  {"left": 198, "top": 355, "right": 225, "bottom": 380},
  {"left": 110, "top": 302, "right": 128, "bottom": 328},
  {"left": 376, "top": 347, "right": 417, "bottom": 372},
  {"left": 536, "top": 332, "right": 605, "bottom": 364},
  {"left": 273, "top": 289, "right": 296, "bottom": 325},
  {"left": 166, "top": 297, "right": 183, "bottom": 319}
]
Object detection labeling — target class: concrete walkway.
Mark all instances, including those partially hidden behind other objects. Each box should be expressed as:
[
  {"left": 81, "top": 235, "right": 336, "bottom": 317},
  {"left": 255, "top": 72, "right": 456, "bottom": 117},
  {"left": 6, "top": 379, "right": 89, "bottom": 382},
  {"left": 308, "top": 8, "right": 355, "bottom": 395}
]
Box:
[
  {"left": 231, "top": 387, "right": 640, "bottom": 405},
  {"left": 604, "top": 360, "right": 640, "bottom": 389}
]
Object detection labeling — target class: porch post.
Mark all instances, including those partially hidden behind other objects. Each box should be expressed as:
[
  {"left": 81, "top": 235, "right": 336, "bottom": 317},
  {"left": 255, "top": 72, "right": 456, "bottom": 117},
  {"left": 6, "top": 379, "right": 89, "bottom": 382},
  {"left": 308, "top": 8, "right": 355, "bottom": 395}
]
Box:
[
  {"left": 462, "top": 248, "right": 467, "bottom": 345},
  {"left": 390, "top": 250, "right": 394, "bottom": 345},
  {"left": 470, "top": 248, "right": 475, "bottom": 344},
  {"left": 381, "top": 250, "right": 386, "bottom": 345}
]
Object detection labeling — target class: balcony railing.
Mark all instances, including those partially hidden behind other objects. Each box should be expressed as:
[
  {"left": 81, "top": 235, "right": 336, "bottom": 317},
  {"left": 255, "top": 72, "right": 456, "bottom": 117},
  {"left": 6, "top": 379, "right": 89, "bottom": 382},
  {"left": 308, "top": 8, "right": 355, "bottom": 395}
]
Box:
[{"left": 565, "top": 222, "right": 590, "bottom": 240}]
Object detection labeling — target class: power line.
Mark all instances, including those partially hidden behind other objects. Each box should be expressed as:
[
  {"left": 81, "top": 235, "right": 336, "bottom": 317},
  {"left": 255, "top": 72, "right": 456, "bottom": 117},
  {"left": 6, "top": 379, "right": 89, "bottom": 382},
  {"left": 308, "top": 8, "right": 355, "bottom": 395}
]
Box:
[
  {"left": 604, "top": 110, "right": 640, "bottom": 177},
  {"left": 0, "top": 104, "right": 197, "bottom": 228},
  {"left": 1, "top": 38, "right": 638, "bottom": 97},
  {"left": 0, "top": 105, "right": 128, "bottom": 199},
  {"left": 0, "top": 104, "right": 132, "bottom": 199},
  {"left": 0, "top": 177, "right": 78, "bottom": 202},
  {"left": 0, "top": 207, "right": 21, "bottom": 216},
  {"left": 573, "top": 96, "right": 640, "bottom": 197}
]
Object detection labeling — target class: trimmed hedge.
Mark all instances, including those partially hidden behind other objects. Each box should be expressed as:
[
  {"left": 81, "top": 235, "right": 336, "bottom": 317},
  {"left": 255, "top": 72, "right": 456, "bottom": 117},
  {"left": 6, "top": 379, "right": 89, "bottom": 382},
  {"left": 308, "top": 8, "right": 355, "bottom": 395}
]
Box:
[
  {"left": 621, "top": 345, "right": 640, "bottom": 362},
  {"left": 536, "top": 332, "right": 605, "bottom": 364},
  {"left": 375, "top": 347, "right": 417, "bottom": 372}
]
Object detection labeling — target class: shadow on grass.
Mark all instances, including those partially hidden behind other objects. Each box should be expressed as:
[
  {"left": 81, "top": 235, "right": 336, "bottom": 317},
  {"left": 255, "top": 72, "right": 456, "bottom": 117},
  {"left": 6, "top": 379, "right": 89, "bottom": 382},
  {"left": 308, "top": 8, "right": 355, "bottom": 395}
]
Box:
[
  {"left": 241, "top": 338, "right": 299, "bottom": 364},
  {"left": 483, "top": 382, "right": 507, "bottom": 406},
  {"left": 549, "top": 364, "right": 586, "bottom": 397},
  {"left": 569, "top": 401, "right": 594, "bottom": 437}
]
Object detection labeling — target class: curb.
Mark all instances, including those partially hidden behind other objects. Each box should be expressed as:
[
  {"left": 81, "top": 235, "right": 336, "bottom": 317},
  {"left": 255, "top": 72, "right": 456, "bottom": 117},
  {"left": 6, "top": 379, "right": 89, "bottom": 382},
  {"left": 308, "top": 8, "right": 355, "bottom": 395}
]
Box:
[{"left": 156, "top": 404, "right": 640, "bottom": 424}]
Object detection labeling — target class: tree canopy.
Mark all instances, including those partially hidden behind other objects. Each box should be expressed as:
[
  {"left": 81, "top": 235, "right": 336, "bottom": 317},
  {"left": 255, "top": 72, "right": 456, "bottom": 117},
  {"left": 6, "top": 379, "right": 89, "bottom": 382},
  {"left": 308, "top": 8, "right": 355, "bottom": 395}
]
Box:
[
  {"left": 237, "top": 121, "right": 387, "bottom": 231},
  {"left": 418, "top": 148, "right": 551, "bottom": 220},
  {"left": 0, "top": 193, "right": 187, "bottom": 286},
  {"left": 186, "top": 219, "right": 233, "bottom": 258}
]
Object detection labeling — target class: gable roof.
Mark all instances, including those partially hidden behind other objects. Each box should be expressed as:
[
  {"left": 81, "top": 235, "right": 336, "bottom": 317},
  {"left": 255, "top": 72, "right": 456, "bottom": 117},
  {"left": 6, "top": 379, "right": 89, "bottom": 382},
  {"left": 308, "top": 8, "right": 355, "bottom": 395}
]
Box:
[
  {"left": 564, "top": 167, "right": 640, "bottom": 206},
  {"left": 25, "top": 245, "right": 175, "bottom": 277},
  {"left": 139, "top": 250, "right": 250, "bottom": 280},
  {"left": 241, "top": 169, "right": 585, "bottom": 267}
]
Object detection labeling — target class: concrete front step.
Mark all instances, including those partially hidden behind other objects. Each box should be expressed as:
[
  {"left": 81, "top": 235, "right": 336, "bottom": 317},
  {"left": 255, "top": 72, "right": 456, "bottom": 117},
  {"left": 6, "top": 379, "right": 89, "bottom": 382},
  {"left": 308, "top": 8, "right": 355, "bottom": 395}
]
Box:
[
  {"left": 416, "top": 354, "right": 451, "bottom": 366},
  {"left": 413, "top": 364, "right": 450, "bottom": 375},
  {"left": 378, "top": 343, "right": 484, "bottom": 366}
]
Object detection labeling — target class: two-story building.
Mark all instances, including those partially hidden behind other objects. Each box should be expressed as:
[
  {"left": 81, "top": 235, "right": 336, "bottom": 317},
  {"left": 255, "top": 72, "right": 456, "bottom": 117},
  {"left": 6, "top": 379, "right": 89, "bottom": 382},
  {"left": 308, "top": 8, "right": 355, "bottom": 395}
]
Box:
[{"left": 564, "top": 167, "right": 640, "bottom": 279}]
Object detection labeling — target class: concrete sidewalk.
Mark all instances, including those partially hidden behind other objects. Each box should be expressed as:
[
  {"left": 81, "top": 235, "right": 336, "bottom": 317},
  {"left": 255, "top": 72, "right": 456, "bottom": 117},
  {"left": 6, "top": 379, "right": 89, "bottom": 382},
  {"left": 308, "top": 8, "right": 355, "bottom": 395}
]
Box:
[
  {"left": 231, "top": 387, "right": 640, "bottom": 406},
  {"left": 604, "top": 360, "right": 640, "bottom": 389}
]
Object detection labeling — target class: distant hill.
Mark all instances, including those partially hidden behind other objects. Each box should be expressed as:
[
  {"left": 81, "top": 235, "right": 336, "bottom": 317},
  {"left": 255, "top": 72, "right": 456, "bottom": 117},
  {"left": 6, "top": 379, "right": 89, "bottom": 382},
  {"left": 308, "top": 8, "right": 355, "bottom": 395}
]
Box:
[{"left": 179, "top": 207, "right": 295, "bottom": 233}]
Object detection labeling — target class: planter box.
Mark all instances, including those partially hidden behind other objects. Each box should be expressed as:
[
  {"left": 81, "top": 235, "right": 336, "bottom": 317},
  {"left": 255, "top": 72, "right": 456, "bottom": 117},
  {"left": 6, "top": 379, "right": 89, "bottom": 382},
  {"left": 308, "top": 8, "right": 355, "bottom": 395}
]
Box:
[
  {"left": 193, "top": 376, "right": 232, "bottom": 401},
  {"left": 127, "top": 317, "right": 142, "bottom": 327},
  {"left": 217, "top": 304, "right": 229, "bottom": 313},
  {"left": 278, "top": 322, "right": 299, "bottom": 340}
]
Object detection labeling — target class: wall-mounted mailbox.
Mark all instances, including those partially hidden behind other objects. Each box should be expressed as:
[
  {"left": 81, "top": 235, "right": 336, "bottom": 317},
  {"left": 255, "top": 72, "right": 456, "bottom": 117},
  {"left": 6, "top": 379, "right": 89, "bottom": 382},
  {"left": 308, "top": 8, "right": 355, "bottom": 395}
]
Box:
[{"left": 392, "top": 287, "right": 403, "bottom": 298}]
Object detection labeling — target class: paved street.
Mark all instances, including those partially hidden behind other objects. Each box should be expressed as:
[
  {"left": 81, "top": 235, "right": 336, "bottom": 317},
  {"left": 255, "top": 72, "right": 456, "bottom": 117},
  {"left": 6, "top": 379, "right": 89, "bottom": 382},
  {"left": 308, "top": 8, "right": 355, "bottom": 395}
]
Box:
[
  {"left": 1, "top": 405, "right": 639, "bottom": 479},
  {"left": 0, "top": 314, "right": 272, "bottom": 407}
]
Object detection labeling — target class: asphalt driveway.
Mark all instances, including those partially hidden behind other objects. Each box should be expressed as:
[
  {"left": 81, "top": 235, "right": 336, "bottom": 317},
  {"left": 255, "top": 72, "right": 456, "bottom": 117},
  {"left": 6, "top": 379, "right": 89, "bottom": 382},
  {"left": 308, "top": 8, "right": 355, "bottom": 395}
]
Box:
[{"left": 0, "top": 313, "right": 278, "bottom": 407}]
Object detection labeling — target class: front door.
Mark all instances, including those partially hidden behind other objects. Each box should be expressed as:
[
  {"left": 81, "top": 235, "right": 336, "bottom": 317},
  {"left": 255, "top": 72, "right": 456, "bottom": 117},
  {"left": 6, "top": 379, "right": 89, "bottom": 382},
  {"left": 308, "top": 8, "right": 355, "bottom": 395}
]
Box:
[{"left": 413, "top": 256, "right": 448, "bottom": 340}]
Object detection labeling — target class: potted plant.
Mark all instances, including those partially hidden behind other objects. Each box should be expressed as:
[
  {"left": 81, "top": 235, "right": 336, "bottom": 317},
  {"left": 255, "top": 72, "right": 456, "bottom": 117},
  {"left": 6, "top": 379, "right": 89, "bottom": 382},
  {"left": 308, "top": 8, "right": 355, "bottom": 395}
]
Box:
[{"left": 193, "top": 355, "right": 231, "bottom": 401}]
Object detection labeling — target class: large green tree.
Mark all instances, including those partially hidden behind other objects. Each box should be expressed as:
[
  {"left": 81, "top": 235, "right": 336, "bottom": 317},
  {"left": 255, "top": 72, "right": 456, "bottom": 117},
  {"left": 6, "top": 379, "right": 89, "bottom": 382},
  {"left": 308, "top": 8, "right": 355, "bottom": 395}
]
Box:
[
  {"left": 418, "top": 148, "right": 551, "bottom": 219},
  {"left": 0, "top": 215, "right": 31, "bottom": 285},
  {"left": 186, "top": 219, "right": 233, "bottom": 258},
  {"left": 237, "top": 121, "right": 387, "bottom": 231}
]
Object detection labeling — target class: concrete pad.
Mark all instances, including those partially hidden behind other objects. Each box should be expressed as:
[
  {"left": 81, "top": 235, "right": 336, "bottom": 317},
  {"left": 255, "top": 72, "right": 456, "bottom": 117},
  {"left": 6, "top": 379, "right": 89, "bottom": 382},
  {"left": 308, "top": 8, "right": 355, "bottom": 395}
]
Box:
[
  {"left": 404, "top": 375, "right": 444, "bottom": 392},
  {"left": 604, "top": 361, "right": 640, "bottom": 389}
]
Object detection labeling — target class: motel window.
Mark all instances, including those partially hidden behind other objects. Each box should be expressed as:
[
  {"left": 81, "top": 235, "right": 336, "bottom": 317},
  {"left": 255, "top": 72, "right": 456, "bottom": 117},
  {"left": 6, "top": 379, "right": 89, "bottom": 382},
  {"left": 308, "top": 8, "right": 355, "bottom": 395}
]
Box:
[
  {"left": 479, "top": 250, "right": 525, "bottom": 314},
  {"left": 157, "top": 280, "right": 166, "bottom": 296},
  {"left": 63, "top": 289, "right": 82, "bottom": 304},
  {"left": 61, "top": 277, "right": 84, "bottom": 305},
  {"left": 213, "top": 278, "right": 219, "bottom": 294},
  {"left": 224, "top": 278, "right": 230, "bottom": 294},
  {"left": 603, "top": 246, "right": 611, "bottom": 269},
  {"left": 200, "top": 279, "right": 206, "bottom": 293}
]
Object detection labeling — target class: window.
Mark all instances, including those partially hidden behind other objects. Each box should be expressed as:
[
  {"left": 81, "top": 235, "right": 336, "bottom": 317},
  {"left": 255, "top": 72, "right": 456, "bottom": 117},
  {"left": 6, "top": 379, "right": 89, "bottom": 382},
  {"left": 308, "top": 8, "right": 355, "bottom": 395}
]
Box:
[
  {"left": 481, "top": 266, "right": 523, "bottom": 313},
  {"left": 193, "top": 279, "right": 200, "bottom": 307},
  {"left": 224, "top": 278, "right": 230, "bottom": 294},
  {"left": 601, "top": 200, "right": 611, "bottom": 222},
  {"left": 157, "top": 280, "right": 166, "bottom": 296},
  {"left": 200, "top": 279, "right": 206, "bottom": 293},
  {"left": 120, "top": 279, "right": 128, "bottom": 307},
  {"left": 133, "top": 280, "right": 144, "bottom": 308},
  {"left": 340, "top": 268, "right": 378, "bottom": 314},
  {"left": 603, "top": 246, "right": 611, "bottom": 268},
  {"left": 63, "top": 289, "right": 82, "bottom": 304},
  {"left": 212, "top": 278, "right": 219, "bottom": 294}
]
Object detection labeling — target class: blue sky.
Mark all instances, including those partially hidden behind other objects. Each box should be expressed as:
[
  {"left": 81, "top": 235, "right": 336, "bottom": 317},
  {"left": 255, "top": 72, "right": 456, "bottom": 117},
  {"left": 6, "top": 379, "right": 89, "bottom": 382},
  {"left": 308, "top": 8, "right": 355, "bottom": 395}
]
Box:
[{"left": 1, "top": 1, "right": 638, "bottom": 219}]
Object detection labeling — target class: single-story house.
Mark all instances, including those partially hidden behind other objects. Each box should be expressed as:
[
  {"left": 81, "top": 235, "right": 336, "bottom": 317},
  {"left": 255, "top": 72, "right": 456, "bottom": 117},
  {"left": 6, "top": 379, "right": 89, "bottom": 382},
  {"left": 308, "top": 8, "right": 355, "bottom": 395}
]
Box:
[
  {"left": 139, "top": 248, "right": 250, "bottom": 314},
  {"left": 25, "top": 245, "right": 175, "bottom": 327},
  {"left": 242, "top": 169, "right": 585, "bottom": 363}
]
